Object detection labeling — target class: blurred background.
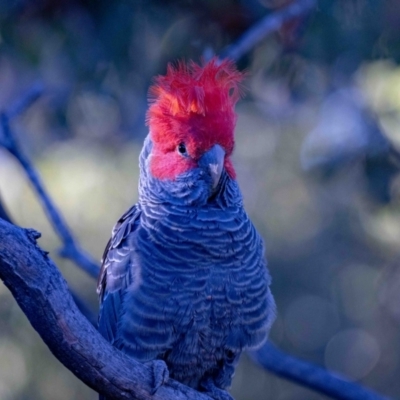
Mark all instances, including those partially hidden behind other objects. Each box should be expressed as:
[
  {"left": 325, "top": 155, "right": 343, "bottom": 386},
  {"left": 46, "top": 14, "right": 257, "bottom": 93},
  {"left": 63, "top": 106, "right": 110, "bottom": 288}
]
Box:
[{"left": 1, "top": 0, "right": 400, "bottom": 399}]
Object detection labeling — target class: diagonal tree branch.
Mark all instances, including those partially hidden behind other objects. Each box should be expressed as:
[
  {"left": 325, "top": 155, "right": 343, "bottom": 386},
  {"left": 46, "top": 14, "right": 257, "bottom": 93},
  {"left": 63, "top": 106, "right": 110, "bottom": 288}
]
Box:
[
  {"left": 0, "top": 86, "right": 100, "bottom": 278},
  {"left": 0, "top": 218, "right": 213, "bottom": 400},
  {"left": 251, "top": 342, "right": 390, "bottom": 400},
  {"left": 219, "top": 0, "right": 316, "bottom": 61}
]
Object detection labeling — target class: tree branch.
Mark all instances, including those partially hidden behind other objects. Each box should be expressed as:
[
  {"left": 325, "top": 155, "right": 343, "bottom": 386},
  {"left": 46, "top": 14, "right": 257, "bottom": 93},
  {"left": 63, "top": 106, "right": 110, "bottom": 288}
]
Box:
[
  {"left": 0, "top": 86, "right": 100, "bottom": 278},
  {"left": 251, "top": 342, "right": 390, "bottom": 400},
  {"left": 0, "top": 218, "right": 213, "bottom": 400},
  {"left": 219, "top": 0, "right": 316, "bottom": 61}
]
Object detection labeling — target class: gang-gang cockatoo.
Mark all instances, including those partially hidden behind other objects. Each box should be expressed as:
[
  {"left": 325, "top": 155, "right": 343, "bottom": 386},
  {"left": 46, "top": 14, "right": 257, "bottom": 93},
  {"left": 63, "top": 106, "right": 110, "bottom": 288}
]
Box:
[{"left": 97, "top": 58, "right": 276, "bottom": 400}]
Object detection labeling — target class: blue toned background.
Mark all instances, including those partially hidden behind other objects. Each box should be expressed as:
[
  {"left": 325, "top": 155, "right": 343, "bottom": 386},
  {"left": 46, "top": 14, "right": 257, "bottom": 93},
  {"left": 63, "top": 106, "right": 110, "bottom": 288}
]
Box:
[{"left": 1, "top": 0, "right": 400, "bottom": 399}]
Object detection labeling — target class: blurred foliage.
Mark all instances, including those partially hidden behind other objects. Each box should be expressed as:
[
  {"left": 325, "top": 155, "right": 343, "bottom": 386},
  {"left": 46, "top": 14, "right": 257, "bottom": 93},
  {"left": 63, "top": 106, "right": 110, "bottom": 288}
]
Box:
[{"left": 2, "top": 0, "right": 400, "bottom": 399}]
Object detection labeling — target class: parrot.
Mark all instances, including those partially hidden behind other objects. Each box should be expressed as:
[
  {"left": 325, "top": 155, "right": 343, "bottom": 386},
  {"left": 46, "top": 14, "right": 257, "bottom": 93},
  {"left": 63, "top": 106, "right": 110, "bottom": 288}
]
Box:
[{"left": 97, "top": 58, "right": 276, "bottom": 400}]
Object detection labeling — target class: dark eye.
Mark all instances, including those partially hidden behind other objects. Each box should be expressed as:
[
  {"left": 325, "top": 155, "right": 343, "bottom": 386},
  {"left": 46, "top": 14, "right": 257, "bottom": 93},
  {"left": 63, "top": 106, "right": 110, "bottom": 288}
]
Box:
[{"left": 177, "top": 143, "right": 188, "bottom": 156}]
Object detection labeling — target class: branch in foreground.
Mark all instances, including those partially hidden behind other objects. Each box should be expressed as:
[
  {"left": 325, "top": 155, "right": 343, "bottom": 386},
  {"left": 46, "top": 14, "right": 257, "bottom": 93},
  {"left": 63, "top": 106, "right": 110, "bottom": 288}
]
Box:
[
  {"left": 250, "top": 342, "right": 390, "bottom": 400},
  {"left": 0, "top": 218, "right": 212, "bottom": 400},
  {"left": 0, "top": 87, "right": 99, "bottom": 278},
  {"left": 219, "top": 0, "right": 316, "bottom": 61}
]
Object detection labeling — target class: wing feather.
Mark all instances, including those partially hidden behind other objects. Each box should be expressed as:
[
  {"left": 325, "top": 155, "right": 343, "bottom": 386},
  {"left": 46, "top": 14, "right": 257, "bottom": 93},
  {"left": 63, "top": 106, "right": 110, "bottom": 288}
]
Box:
[{"left": 97, "top": 205, "right": 141, "bottom": 345}]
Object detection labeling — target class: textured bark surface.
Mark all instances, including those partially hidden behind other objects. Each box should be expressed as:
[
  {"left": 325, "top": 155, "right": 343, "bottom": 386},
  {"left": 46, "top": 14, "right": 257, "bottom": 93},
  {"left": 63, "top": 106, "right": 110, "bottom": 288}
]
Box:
[{"left": 0, "top": 218, "right": 211, "bottom": 400}]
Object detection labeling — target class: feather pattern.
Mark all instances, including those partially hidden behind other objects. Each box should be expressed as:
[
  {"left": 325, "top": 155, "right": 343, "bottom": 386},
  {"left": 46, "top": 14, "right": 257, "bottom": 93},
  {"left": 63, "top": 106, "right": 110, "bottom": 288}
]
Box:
[{"left": 98, "top": 136, "right": 275, "bottom": 391}]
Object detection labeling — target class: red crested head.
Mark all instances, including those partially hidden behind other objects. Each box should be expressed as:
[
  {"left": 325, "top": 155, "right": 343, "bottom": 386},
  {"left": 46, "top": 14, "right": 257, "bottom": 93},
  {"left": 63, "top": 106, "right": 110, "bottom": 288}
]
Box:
[{"left": 146, "top": 58, "right": 244, "bottom": 180}]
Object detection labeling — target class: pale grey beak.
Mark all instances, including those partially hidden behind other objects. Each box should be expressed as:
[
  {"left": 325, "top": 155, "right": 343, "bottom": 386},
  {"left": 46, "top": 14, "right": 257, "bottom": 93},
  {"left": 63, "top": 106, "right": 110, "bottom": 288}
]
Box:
[{"left": 199, "top": 144, "right": 225, "bottom": 190}]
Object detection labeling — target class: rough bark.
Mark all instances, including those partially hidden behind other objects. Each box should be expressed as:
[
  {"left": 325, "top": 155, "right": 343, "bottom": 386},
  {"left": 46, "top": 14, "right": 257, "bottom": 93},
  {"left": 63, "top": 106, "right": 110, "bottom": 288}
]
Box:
[{"left": 0, "top": 218, "right": 211, "bottom": 400}]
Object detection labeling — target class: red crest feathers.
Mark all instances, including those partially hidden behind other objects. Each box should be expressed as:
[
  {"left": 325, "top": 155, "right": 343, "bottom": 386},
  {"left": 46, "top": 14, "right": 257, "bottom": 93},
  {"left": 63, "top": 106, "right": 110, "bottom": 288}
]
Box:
[{"left": 146, "top": 58, "right": 244, "bottom": 180}]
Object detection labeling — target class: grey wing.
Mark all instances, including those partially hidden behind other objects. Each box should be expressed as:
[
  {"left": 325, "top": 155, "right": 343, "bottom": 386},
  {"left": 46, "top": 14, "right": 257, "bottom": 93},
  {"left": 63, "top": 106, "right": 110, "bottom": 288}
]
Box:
[{"left": 97, "top": 205, "right": 141, "bottom": 345}]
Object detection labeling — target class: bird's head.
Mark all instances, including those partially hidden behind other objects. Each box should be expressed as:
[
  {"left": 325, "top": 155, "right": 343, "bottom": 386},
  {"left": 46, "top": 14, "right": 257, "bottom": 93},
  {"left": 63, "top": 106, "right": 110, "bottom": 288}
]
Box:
[{"left": 142, "top": 58, "right": 243, "bottom": 205}]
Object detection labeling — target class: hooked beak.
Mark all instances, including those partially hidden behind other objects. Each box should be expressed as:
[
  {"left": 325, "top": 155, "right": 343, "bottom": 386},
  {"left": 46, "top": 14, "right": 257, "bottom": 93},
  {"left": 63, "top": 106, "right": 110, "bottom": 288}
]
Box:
[{"left": 199, "top": 144, "right": 225, "bottom": 191}]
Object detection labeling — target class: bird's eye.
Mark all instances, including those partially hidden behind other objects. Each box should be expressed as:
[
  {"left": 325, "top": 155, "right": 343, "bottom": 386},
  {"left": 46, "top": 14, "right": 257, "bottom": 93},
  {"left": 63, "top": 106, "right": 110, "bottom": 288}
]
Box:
[{"left": 177, "top": 143, "right": 188, "bottom": 156}]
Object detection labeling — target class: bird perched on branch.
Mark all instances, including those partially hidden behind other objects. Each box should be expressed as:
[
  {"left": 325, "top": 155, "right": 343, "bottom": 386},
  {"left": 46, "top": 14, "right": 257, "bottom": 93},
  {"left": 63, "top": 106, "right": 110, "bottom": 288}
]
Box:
[{"left": 97, "top": 58, "right": 276, "bottom": 400}]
